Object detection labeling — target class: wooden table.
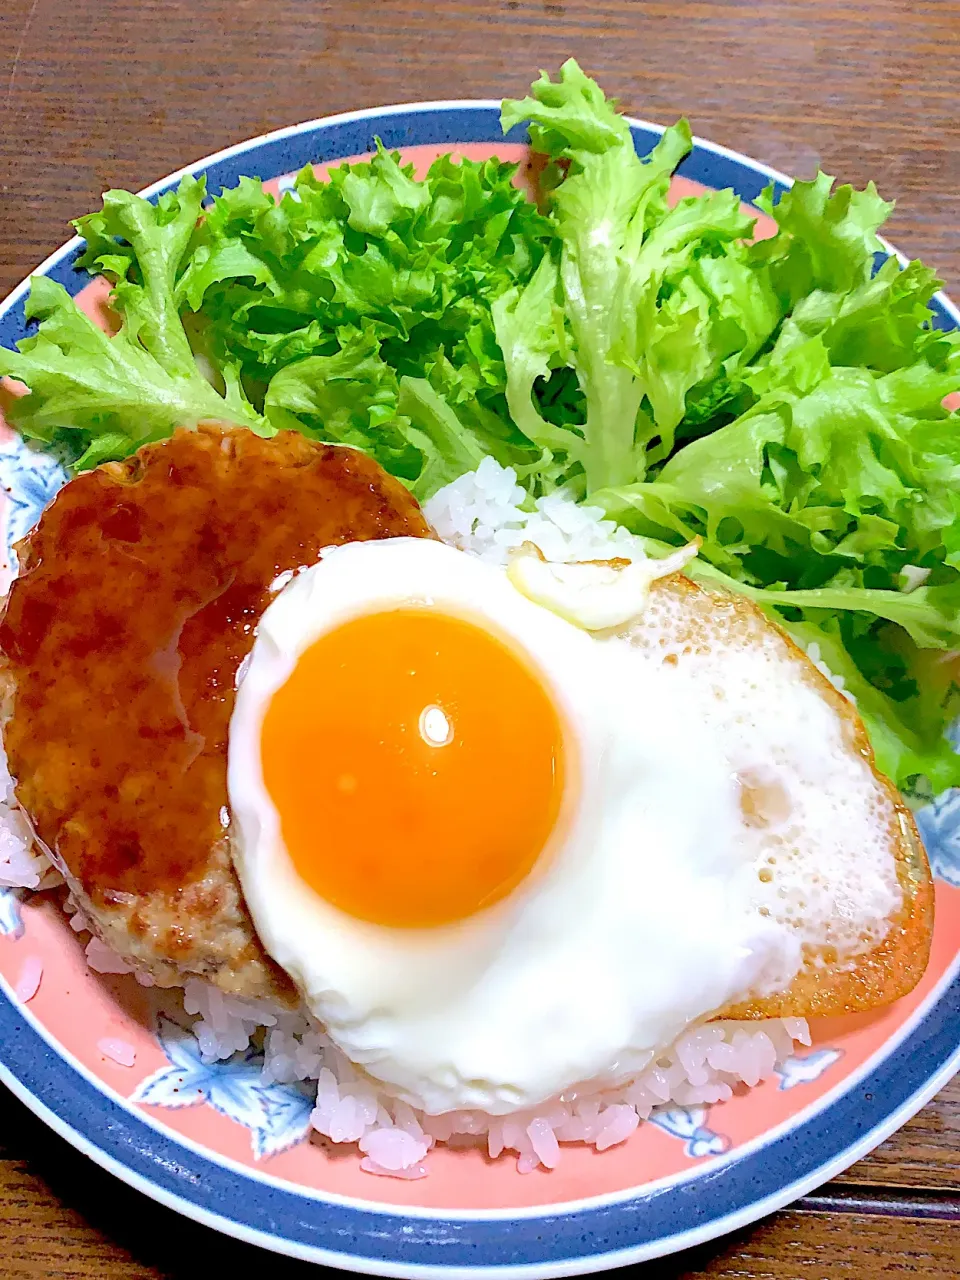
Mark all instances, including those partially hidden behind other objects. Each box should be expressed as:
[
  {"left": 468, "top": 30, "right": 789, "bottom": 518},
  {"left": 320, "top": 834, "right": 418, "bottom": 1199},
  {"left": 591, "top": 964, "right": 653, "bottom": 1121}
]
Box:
[{"left": 1, "top": 0, "right": 958, "bottom": 1274}]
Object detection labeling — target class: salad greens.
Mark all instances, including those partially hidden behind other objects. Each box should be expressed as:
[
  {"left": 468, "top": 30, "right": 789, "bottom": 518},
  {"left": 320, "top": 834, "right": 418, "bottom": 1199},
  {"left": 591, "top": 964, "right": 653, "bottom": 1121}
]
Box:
[
  {"left": 1, "top": 180, "right": 270, "bottom": 470},
  {"left": 1, "top": 58, "right": 958, "bottom": 793}
]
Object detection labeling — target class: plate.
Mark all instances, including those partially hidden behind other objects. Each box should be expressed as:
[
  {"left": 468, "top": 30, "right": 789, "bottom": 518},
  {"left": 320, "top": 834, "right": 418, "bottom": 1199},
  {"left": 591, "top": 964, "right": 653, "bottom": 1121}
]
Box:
[{"left": 0, "top": 102, "right": 958, "bottom": 1278}]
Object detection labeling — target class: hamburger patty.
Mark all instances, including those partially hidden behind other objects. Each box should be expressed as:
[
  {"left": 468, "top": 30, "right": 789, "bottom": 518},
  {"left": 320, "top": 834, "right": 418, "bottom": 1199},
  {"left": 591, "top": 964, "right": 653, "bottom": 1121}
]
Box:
[{"left": 0, "top": 424, "right": 430, "bottom": 999}]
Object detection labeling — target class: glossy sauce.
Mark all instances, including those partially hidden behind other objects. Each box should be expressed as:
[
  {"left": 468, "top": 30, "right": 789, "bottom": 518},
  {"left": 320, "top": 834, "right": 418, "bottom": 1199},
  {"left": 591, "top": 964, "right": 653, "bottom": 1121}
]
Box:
[{"left": 0, "top": 425, "right": 430, "bottom": 902}]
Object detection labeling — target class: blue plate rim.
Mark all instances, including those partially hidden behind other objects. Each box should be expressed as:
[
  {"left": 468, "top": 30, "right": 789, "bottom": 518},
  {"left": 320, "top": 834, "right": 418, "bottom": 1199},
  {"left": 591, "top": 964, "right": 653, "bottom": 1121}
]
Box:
[{"left": 1, "top": 99, "right": 958, "bottom": 1277}]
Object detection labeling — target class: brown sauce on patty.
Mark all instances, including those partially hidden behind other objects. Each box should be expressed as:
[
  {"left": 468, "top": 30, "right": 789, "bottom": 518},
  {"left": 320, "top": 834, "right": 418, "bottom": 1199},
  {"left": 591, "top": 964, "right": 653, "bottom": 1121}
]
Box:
[{"left": 0, "top": 424, "right": 430, "bottom": 907}]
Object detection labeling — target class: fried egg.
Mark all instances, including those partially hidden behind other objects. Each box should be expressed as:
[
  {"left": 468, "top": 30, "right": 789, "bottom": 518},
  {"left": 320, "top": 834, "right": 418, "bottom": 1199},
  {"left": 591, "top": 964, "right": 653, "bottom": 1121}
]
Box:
[{"left": 227, "top": 537, "right": 821, "bottom": 1115}]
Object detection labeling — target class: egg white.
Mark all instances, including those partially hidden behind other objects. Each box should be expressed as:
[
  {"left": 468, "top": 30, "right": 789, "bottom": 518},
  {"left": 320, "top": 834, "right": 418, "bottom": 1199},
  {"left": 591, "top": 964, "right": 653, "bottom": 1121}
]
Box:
[{"left": 228, "top": 538, "right": 798, "bottom": 1116}]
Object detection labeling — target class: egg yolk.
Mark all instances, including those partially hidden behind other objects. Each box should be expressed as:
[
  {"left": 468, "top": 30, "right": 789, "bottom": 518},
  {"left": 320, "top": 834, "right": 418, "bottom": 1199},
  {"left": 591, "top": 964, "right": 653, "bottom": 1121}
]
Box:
[{"left": 260, "top": 608, "right": 567, "bottom": 928}]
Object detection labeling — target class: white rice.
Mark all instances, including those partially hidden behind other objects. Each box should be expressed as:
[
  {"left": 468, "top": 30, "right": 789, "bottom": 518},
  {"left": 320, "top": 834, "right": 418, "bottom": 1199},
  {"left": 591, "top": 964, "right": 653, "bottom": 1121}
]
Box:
[
  {"left": 0, "top": 744, "right": 56, "bottom": 891},
  {"left": 97, "top": 1036, "right": 137, "bottom": 1067},
  {"left": 423, "top": 455, "right": 648, "bottom": 565},
  {"left": 0, "top": 810, "right": 50, "bottom": 890},
  {"left": 14, "top": 954, "right": 43, "bottom": 1003},
  {"left": 804, "top": 641, "right": 855, "bottom": 703},
  {"left": 426, "top": 459, "right": 854, "bottom": 702},
  {"left": 1, "top": 457, "right": 816, "bottom": 1176},
  {"left": 180, "top": 981, "right": 810, "bottom": 1176}
]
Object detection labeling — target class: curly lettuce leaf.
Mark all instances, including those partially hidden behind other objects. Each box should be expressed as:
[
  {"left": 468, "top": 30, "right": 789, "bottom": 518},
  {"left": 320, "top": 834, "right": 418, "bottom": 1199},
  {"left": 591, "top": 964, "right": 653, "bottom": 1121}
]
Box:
[
  {"left": 0, "top": 177, "right": 267, "bottom": 466},
  {"left": 603, "top": 331, "right": 960, "bottom": 579},
  {"left": 753, "top": 170, "right": 892, "bottom": 306},
  {"left": 263, "top": 327, "right": 494, "bottom": 500},
  {"left": 263, "top": 326, "right": 421, "bottom": 479},
  {"left": 185, "top": 143, "right": 552, "bottom": 400},
  {"left": 498, "top": 59, "right": 780, "bottom": 493}
]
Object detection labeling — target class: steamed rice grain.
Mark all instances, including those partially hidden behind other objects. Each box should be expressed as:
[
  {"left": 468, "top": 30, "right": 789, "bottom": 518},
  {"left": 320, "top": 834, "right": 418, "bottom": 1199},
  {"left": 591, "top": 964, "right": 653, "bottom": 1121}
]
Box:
[{"left": 162, "top": 938, "right": 810, "bottom": 1176}]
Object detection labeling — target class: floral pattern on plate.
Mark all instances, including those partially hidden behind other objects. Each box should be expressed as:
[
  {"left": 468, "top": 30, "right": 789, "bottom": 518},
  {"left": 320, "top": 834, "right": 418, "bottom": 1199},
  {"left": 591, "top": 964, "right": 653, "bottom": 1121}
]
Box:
[
  {"left": 775, "top": 1048, "right": 844, "bottom": 1091},
  {"left": 648, "top": 1107, "right": 730, "bottom": 1158},
  {"left": 0, "top": 436, "right": 66, "bottom": 579},
  {"left": 132, "top": 1016, "right": 315, "bottom": 1160},
  {"left": 916, "top": 791, "right": 960, "bottom": 887},
  {"left": 0, "top": 889, "right": 24, "bottom": 938}
]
